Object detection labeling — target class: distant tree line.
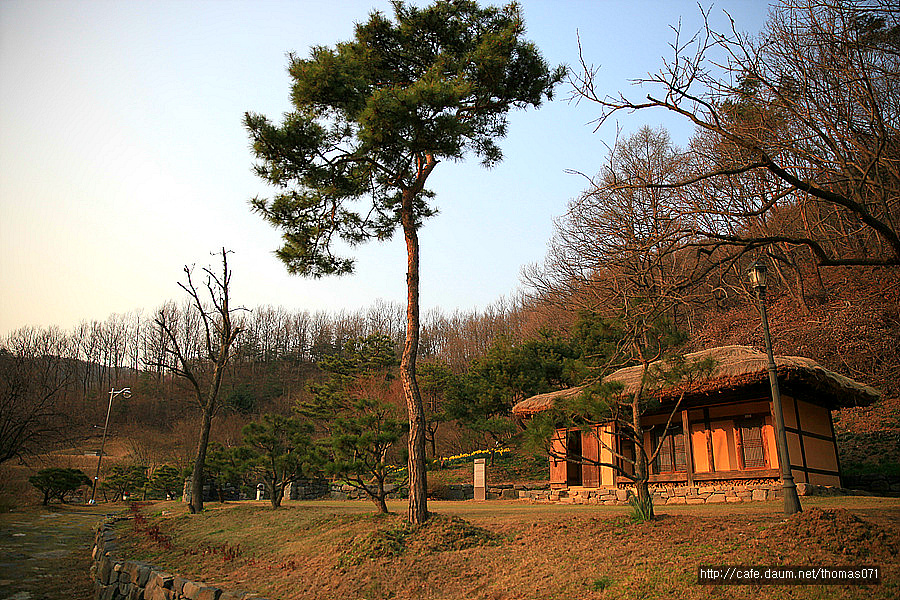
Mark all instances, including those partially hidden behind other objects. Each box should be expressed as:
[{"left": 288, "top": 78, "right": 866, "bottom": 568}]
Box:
[{"left": 0, "top": 291, "right": 539, "bottom": 469}]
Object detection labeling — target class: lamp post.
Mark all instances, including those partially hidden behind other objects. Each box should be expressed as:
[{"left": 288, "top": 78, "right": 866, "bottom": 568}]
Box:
[
  {"left": 748, "top": 260, "right": 801, "bottom": 515},
  {"left": 89, "top": 387, "right": 131, "bottom": 504}
]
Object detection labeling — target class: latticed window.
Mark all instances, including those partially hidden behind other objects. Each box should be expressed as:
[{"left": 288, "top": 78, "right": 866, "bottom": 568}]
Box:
[
  {"left": 739, "top": 419, "right": 767, "bottom": 468},
  {"left": 653, "top": 426, "right": 687, "bottom": 473}
]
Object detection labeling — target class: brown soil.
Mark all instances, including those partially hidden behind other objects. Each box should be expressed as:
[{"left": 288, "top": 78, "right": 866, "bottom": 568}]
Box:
[{"left": 757, "top": 507, "right": 899, "bottom": 561}]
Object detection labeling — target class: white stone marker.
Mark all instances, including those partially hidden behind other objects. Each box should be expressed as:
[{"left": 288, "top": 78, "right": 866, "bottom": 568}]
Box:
[{"left": 474, "top": 458, "right": 486, "bottom": 501}]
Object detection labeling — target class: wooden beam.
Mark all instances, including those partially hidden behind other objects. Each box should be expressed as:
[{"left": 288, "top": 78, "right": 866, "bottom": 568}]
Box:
[
  {"left": 616, "top": 468, "right": 781, "bottom": 485},
  {"left": 783, "top": 425, "right": 834, "bottom": 442}
]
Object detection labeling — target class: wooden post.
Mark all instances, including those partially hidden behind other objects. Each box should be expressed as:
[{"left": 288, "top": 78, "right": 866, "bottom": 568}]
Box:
[{"left": 582, "top": 427, "right": 600, "bottom": 488}]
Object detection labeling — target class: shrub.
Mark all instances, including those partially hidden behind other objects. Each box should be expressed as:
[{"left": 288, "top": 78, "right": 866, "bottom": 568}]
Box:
[{"left": 28, "top": 468, "right": 91, "bottom": 505}]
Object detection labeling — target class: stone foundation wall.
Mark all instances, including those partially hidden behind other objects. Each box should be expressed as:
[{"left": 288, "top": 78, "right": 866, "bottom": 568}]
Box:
[
  {"left": 518, "top": 481, "right": 875, "bottom": 504},
  {"left": 90, "top": 518, "right": 267, "bottom": 600}
]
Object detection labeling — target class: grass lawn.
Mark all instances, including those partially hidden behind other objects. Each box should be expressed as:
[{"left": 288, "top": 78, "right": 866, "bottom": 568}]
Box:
[{"left": 118, "top": 496, "right": 900, "bottom": 600}]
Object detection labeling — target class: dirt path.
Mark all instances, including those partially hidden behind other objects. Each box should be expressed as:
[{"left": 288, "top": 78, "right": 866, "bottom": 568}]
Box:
[{"left": 0, "top": 505, "right": 116, "bottom": 600}]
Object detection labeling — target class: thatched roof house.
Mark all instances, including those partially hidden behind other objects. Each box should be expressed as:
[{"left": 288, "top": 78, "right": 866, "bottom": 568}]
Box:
[
  {"left": 513, "top": 346, "right": 879, "bottom": 493},
  {"left": 512, "top": 345, "right": 879, "bottom": 417}
]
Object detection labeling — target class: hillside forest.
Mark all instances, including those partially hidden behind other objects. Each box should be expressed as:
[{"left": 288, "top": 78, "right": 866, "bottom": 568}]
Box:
[{"left": 2, "top": 265, "right": 897, "bottom": 507}]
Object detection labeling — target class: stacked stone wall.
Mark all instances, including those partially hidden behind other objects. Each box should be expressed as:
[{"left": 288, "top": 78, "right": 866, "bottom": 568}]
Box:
[
  {"left": 842, "top": 472, "right": 900, "bottom": 494},
  {"left": 325, "top": 482, "right": 406, "bottom": 500},
  {"left": 426, "top": 483, "right": 549, "bottom": 501},
  {"left": 90, "top": 518, "right": 267, "bottom": 600},
  {"left": 285, "top": 479, "right": 330, "bottom": 500},
  {"left": 518, "top": 481, "right": 876, "bottom": 504}
]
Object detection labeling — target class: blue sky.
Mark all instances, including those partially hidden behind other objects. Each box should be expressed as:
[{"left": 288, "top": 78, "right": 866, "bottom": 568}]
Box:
[{"left": 0, "top": 0, "right": 771, "bottom": 334}]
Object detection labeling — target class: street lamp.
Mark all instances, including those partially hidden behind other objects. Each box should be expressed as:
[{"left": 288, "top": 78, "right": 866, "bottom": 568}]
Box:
[
  {"left": 88, "top": 387, "right": 132, "bottom": 504},
  {"left": 748, "top": 260, "right": 802, "bottom": 515}
]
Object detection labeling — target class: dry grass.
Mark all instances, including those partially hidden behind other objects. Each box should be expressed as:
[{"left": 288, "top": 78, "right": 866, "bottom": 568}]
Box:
[{"left": 118, "top": 496, "right": 900, "bottom": 600}]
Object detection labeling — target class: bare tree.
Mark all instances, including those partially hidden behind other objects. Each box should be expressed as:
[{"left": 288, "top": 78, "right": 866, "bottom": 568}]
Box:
[
  {"left": 101, "top": 313, "right": 128, "bottom": 388},
  {"left": 573, "top": 0, "right": 900, "bottom": 267},
  {"left": 125, "top": 310, "right": 143, "bottom": 373},
  {"left": 152, "top": 249, "right": 243, "bottom": 513},
  {"left": 419, "top": 296, "right": 531, "bottom": 371},
  {"left": 524, "top": 126, "right": 708, "bottom": 517},
  {"left": 0, "top": 327, "right": 77, "bottom": 465},
  {"left": 72, "top": 320, "right": 103, "bottom": 398},
  {"left": 524, "top": 126, "right": 700, "bottom": 323}
]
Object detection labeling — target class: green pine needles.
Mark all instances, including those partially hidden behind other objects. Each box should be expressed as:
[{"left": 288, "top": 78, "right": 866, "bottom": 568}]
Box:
[{"left": 244, "top": 0, "right": 565, "bottom": 276}]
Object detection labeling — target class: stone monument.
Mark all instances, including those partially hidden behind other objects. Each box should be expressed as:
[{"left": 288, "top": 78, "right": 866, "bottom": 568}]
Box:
[{"left": 474, "top": 458, "right": 486, "bottom": 501}]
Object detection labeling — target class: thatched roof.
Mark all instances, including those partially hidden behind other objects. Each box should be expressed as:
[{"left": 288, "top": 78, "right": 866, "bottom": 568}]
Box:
[{"left": 511, "top": 345, "right": 880, "bottom": 417}]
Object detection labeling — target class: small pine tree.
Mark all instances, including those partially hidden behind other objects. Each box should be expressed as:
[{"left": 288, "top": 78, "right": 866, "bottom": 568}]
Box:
[{"left": 29, "top": 468, "right": 91, "bottom": 505}]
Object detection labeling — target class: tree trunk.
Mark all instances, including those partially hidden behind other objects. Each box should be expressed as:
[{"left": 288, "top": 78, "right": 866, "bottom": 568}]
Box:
[
  {"left": 270, "top": 482, "right": 283, "bottom": 508},
  {"left": 190, "top": 410, "right": 212, "bottom": 514},
  {"left": 374, "top": 475, "right": 390, "bottom": 514},
  {"left": 631, "top": 365, "right": 654, "bottom": 520},
  {"left": 374, "top": 494, "right": 389, "bottom": 514},
  {"left": 401, "top": 191, "right": 428, "bottom": 525}
]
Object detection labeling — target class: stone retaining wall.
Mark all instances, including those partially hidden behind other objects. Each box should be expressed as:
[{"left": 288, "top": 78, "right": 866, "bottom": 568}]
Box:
[
  {"left": 324, "top": 482, "right": 407, "bottom": 501},
  {"left": 90, "top": 518, "right": 267, "bottom": 600},
  {"left": 285, "top": 479, "right": 331, "bottom": 500},
  {"left": 320, "top": 481, "right": 525, "bottom": 501},
  {"left": 482, "top": 483, "right": 548, "bottom": 500},
  {"left": 842, "top": 472, "right": 900, "bottom": 494}
]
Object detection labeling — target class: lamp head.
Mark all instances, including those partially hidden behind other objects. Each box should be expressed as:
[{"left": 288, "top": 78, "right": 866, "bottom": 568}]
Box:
[{"left": 748, "top": 260, "right": 768, "bottom": 293}]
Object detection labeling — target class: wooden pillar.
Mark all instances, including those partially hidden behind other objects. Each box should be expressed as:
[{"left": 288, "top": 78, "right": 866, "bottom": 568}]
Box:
[
  {"left": 703, "top": 407, "right": 715, "bottom": 472},
  {"left": 582, "top": 426, "right": 600, "bottom": 488},
  {"left": 681, "top": 410, "right": 694, "bottom": 486},
  {"left": 734, "top": 424, "right": 745, "bottom": 470},
  {"left": 828, "top": 409, "right": 843, "bottom": 488}
]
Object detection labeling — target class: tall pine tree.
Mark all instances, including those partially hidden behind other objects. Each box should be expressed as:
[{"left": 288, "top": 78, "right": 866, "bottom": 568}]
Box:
[{"left": 245, "top": 0, "right": 563, "bottom": 522}]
